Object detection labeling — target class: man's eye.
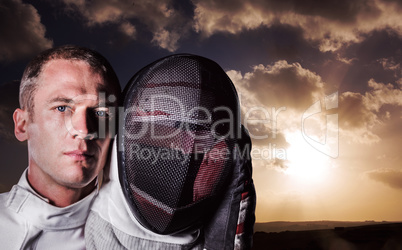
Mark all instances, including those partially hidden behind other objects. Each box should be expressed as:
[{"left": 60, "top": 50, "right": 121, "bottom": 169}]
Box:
[
  {"left": 57, "top": 106, "right": 67, "bottom": 112},
  {"left": 96, "top": 110, "right": 109, "bottom": 118}
]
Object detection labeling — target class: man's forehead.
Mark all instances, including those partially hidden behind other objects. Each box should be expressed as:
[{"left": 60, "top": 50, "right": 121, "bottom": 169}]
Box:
[
  {"left": 29, "top": 60, "right": 116, "bottom": 109},
  {"left": 45, "top": 89, "right": 117, "bottom": 105},
  {"left": 37, "top": 82, "right": 110, "bottom": 98},
  {"left": 42, "top": 58, "right": 100, "bottom": 76},
  {"left": 38, "top": 60, "right": 112, "bottom": 92}
]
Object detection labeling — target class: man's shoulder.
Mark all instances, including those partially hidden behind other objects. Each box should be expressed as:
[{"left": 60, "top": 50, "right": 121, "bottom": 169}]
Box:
[
  {"left": 0, "top": 187, "right": 19, "bottom": 217},
  {"left": 0, "top": 190, "right": 9, "bottom": 196},
  {"left": 0, "top": 189, "right": 11, "bottom": 208},
  {"left": 0, "top": 184, "right": 31, "bottom": 218},
  {"left": 0, "top": 187, "right": 27, "bottom": 246}
]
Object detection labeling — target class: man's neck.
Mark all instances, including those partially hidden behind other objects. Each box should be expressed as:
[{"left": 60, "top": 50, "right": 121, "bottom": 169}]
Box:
[{"left": 26, "top": 167, "right": 96, "bottom": 207}]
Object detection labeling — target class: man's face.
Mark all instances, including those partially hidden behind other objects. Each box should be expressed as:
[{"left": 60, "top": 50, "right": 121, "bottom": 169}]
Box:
[{"left": 25, "top": 59, "right": 116, "bottom": 189}]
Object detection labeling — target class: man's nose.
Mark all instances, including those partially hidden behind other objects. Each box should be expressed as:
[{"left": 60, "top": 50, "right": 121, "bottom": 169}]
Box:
[{"left": 69, "top": 109, "right": 97, "bottom": 140}]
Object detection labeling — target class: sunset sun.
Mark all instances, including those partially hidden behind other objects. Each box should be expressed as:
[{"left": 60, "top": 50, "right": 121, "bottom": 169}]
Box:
[{"left": 284, "top": 132, "right": 331, "bottom": 183}]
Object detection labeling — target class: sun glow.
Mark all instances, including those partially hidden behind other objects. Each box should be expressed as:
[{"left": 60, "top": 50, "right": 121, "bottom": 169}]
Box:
[{"left": 284, "top": 132, "right": 331, "bottom": 183}]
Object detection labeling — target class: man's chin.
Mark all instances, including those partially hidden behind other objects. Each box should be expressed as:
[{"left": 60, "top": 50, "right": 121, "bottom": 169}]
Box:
[{"left": 61, "top": 166, "right": 98, "bottom": 188}]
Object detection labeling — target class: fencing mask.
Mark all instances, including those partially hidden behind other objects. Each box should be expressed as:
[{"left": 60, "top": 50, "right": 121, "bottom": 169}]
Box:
[{"left": 118, "top": 54, "right": 241, "bottom": 235}]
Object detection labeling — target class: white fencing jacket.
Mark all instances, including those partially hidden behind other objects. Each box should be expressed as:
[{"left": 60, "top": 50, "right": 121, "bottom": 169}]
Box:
[{"left": 0, "top": 169, "right": 97, "bottom": 249}]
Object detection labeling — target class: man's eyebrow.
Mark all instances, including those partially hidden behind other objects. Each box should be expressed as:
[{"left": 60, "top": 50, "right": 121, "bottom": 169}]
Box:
[
  {"left": 47, "top": 97, "right": 74, "bottom": 104},
  {"left": 47, "top": 96, "right": 108, "bottom": 107}
]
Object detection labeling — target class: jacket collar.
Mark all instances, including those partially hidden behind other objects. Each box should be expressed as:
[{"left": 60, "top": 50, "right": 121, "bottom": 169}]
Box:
[{"left": 5, "top": 169, "right": 98, "bottom": 230}]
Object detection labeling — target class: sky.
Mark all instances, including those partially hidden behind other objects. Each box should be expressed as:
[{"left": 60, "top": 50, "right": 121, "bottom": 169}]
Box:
[{"left": 0, "top": 0, "right": 401, "bottom": 223}]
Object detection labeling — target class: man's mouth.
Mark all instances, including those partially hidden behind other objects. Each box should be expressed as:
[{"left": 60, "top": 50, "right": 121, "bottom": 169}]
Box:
[{"left": 64, "top": 150, "right": 94, "bottom": 161}]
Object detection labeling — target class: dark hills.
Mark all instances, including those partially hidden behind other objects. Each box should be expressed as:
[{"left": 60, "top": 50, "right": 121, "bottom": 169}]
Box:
[{"left": 252, "top": 222, "right": 402, "bottom": 250}]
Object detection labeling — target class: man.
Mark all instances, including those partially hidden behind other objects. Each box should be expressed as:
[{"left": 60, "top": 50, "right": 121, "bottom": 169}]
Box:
[
  {"left": 85, "top": 54, "right": 255, "bottom": 249},
  {"left": 0, "top": 45, "right": 121, "bottom": 249}
]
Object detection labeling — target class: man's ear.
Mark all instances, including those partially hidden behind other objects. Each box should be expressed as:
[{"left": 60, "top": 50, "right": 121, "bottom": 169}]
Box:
[{"left": 13, "top": 108, "right": 29, "bottom": 142}]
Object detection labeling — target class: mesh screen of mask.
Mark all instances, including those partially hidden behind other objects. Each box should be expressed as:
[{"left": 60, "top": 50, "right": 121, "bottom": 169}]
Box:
[{"left": 121, "top": 55, "right": 237, "bottom": 234}]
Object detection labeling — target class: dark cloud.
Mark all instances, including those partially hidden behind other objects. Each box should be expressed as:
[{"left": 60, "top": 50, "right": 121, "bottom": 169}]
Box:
[
  {"left": 339, "top": 78, "right": 402, "bottom": 129},
  {"left": 192, "top": 0, "right": 402, "bottom": 52},
  {"left": 192, "top": 0, "right": 377, "bottom": 22},
  {"left": 336, "top": 30, "right": 402, "bottom": 93},
  {"left": 0, "top": 81, "right": 21, "bottom": 141},
  {"left": 338, "top": 92, "right": 378, "bottom": 130},
  {"left": 0, "top": 0, "right": 52, "bottom": 62},
  {"left": 338, "top": 78, "right": 402, "bottom": 144},
  {"left": 263, "top": 24, "right": 316, "bottom": 61},
  {"left": 264, "top": 0, "right": 379, "bottom": 23},
  {"left": 244, "top": 61, "right": 325, "bottom": 111},
  {"left": 366, "top": 168, "right": 402, "bottom": 189},
  {"left": 60, "top": 0, "right": 191, "bottom": 51},
  {"left": 381, "top": 0, "right": 402, "bottom": 8},
  {"left": 353, "top": 30, "right": 402, "bottom": 63}
]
